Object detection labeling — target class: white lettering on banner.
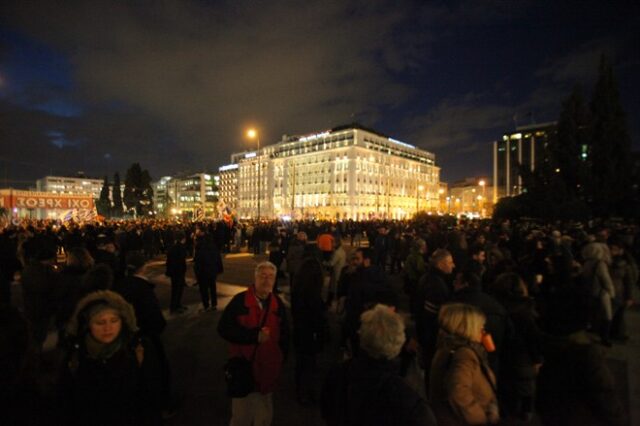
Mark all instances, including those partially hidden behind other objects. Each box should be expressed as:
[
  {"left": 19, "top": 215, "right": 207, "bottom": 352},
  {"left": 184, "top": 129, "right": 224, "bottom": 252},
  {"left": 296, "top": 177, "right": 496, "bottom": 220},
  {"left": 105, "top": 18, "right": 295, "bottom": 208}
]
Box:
[{"left": 9, "top": 193, "right": 93, "bottom": 210}]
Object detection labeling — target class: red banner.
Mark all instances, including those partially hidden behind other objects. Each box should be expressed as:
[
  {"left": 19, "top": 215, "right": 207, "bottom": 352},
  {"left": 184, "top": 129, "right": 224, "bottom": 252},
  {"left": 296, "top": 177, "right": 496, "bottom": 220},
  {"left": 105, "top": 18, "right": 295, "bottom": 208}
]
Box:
[{"left": 0, "top": 189, "right": 95, "bottom": 210}]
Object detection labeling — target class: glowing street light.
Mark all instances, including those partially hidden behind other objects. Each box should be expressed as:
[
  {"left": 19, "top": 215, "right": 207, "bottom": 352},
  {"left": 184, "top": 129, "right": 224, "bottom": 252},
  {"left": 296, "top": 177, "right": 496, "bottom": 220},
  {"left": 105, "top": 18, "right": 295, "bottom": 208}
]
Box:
[{"left": 246, "top": 128, "right": 261, "bottom": 220}]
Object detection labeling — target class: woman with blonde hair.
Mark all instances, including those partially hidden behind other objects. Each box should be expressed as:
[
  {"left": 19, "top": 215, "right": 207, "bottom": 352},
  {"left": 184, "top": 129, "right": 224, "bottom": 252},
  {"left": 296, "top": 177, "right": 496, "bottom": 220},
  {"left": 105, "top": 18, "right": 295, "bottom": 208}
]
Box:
[{"left": 429, "top": 303, "right": 499, "bottom": 425}]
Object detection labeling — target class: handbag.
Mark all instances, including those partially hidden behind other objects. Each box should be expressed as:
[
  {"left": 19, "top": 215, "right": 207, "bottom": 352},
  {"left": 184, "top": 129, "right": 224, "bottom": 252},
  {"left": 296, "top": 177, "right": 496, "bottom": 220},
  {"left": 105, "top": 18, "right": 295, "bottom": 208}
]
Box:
[{"left": 224, "top": 295, "right": 271, "bottom": 398}]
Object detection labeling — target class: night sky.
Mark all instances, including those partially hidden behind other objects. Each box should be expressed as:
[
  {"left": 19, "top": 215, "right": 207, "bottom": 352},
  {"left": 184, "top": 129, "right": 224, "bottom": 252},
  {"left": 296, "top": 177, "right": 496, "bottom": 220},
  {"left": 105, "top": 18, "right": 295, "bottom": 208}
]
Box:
[{"left": 1, "top": 0, "right": 638, "bottom": 187}]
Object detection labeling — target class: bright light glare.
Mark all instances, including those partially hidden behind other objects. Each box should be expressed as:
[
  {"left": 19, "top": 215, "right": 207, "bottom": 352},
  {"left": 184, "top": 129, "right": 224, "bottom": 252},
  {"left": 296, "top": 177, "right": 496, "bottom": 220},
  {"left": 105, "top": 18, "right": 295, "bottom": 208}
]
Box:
[{"left": 247, "top": 129, "right": 257, "bottom": 139}]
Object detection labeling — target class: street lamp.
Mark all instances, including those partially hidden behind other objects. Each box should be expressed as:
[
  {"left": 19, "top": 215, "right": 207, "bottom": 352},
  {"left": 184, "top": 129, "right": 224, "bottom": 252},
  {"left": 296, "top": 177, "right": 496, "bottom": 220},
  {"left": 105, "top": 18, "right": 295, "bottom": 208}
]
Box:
[{"left": 247, "top": 128, "right": 261, "bottom": 220}]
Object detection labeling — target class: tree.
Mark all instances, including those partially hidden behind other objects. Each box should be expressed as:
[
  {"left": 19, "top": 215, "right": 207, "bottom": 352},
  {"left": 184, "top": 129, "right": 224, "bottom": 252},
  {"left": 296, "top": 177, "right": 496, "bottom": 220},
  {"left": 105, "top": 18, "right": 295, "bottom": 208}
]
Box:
[
  {"left": 96, "top": 175, "right": 112, "bottom": 218},
  {"left": 552, "top": 85, "right": 591, "bottom": 200},
  {"left": 589, "top": 55, "right": 633, "bottom": 216},
  {"left": 112, "top": 172, "right": 124, "bottom": 217},
  {"left": 123, "top": 163, "right": 154, "bottom": 217}
]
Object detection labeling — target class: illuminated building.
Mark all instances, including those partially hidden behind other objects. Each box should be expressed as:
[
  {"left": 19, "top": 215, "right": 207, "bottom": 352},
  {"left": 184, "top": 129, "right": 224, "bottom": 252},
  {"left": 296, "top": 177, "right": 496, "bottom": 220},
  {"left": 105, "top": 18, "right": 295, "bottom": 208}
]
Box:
[
  {"left": 218, "top": 163, "right": 239, "bottom": 212},
  {"left": 449, "top": 177, "right": 492, "bottom": 218},
  {"left": 36, "top": 173, "right": 103, "bottom": 198},
  {"left": 231, "top": 124, "right": 440, "bottom": 220},
  {"left": 153, "top": 173, "right": 218, "bottom": 219},
  {"left": 493, "top": 122, "right": 557, "bottom": 201}
]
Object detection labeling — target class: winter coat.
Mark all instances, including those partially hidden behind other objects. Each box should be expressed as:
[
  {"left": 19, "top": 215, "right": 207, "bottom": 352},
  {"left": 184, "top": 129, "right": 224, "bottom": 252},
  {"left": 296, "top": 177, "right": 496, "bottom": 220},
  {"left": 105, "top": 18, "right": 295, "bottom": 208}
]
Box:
[
  {"left": 217, "top": 286, "right": 289, "bottom": 394},
  {"left": 115, "top": 275, "right": 166, "bottom": 337},
  {"left": 429, "top": 333, "right": 499, "bottom": 425},
  {"left": 452, "top": 286, "right": 510, "bottom": 375},
  {"left": 165, "top": 242, "right": 187, "bottom": 278},
  {"left": 581, "top": 243, "right": 615, "bottom": 320},
  {"left": 193, "top": 237, "right": 224, "bottom": 279},
  {"left": 62, "top": 290, "right": 163, "bottom": 426},
  {"left": 321, "top": 353, "right": 437, "bottom": 426},
  {"left": 292, "top": 257, "right": 327, "bottom": 355}
]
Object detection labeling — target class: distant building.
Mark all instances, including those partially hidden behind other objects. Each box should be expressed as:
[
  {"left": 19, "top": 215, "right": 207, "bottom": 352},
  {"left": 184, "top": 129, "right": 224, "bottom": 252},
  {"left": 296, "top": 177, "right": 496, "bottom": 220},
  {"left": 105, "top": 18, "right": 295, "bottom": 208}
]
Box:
[
  {"left": 228, "top": 124, "right": 440, "bottom": 220},
  {"left": 36, "top": 173, "right": 103, "bottom": 199},
  {"left": 448, "top": 177, "right": 492, "bottom": 218},
  {"left": 153, "top": 173, "right": 218, "bottom": 219},
  {"left": 492, "top": 122, "right": 557, "bottom": 201},
  {"left": 218, "top": 164, "right": 238, "bottom": 213}
]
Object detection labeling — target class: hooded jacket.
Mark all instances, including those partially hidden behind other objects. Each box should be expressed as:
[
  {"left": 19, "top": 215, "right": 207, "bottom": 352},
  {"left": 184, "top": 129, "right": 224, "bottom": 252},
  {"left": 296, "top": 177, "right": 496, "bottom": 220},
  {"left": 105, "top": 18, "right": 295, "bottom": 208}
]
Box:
[{"left": 63, "top": 290, "right": 162, "bottom": 426}]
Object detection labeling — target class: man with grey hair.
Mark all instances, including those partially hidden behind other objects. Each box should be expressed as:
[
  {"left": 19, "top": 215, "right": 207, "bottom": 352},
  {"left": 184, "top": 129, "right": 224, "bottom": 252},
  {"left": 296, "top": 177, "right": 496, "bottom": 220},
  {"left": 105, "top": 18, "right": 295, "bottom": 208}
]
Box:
[
  {"left": 416, "top": 248, "right": 455, "bottom": 387},
  {"left": 321, "top": 304, "right": 436, "bottom": 426},
  {"left": 218, "top": 261, "right": 289, "bottom": 426}
]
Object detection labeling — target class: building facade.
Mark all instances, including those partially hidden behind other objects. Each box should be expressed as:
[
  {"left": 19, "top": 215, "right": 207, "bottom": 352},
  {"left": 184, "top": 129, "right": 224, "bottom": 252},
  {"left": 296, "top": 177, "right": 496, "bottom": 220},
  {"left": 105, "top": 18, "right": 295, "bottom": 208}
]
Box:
[
  {"left": 36, "top": 174, "right": 103, "bottom": 199},
  {"left": 233, "top": 125, "right": 440, "bottom": 220},
  {"left": 448, "top": 177, "right": 492, "bottom": 218},
  {"left": 218, "top": 164, "right": 238, "bottom": 213},
  {"left": 153, "top": 173, "right": 218, "bottom": 219},
  {"left": 493, "top": 122, "right": 557, "bottom": 201}
]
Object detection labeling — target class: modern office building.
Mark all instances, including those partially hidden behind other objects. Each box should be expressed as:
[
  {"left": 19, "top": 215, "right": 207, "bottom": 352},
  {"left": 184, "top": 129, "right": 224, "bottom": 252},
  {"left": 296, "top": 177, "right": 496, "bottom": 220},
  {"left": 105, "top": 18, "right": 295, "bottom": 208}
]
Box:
[
  {"left": 492, "top": 122, "right": 557, "bottom": 201},
  {"left": 153, "top": 173, "right": 218, "bottom": 219},
  {"left": 231, "top": 124, "right": 440, "bottom": 220},
  {"left": 36, "top": 173, "right": 103, "bottom": 199}
]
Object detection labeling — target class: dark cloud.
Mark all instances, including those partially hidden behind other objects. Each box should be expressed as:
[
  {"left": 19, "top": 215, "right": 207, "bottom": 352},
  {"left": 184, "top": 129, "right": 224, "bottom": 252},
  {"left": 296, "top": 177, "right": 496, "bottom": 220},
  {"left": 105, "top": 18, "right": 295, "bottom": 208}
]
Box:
[{"left": 1, "top": 0, "right": 637, "bottom": 185}]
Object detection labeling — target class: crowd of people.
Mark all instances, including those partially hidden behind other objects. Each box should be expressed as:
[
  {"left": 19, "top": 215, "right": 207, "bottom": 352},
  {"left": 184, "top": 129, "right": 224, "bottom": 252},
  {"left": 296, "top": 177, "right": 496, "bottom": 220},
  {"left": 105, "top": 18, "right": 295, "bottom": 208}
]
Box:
[{"left": 1, "top": 216, "right": 639, "bottom": 425}]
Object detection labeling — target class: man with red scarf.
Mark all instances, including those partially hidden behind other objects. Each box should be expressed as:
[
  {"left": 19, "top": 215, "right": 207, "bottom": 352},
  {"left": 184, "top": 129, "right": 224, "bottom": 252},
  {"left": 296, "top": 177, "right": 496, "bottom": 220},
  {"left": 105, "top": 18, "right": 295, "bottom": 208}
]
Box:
[{"left": 218, "top": 261, "right": 289, "bottom": 426}]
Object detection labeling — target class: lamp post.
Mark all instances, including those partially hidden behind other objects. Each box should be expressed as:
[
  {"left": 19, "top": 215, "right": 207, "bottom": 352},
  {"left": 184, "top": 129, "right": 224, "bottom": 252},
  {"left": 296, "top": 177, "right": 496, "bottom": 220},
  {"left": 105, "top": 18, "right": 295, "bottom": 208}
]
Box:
[{"left": 247, "top": 129, "right": 260, "bottom": 220}]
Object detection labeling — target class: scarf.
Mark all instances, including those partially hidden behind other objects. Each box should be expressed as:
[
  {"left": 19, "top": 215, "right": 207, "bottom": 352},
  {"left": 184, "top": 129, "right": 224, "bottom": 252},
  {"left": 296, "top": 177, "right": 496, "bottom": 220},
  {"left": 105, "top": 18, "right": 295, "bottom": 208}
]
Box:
[{"left": 84, "top": 334, "right": 124, "bottom": 361}]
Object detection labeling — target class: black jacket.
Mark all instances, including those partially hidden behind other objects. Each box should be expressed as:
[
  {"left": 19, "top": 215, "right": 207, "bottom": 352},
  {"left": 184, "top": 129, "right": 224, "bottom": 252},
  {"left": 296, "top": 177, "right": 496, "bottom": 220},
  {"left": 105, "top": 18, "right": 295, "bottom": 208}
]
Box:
[
  {"left": 116, "top": 276, "right": 166, "bottom": 337},
  {"left": 321, "top": 353, "right": 437, "bottom": 426},
  {"left": 165, "top": 243, "right": 187, "bottom": 278}
]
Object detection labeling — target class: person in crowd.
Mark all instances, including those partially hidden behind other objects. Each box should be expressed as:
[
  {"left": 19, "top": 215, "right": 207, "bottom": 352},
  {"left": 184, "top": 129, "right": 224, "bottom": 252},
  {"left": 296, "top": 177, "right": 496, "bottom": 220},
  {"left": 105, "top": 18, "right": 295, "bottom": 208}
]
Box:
[
  {"left": 0, "top": 227, "right": 21, "bottom": 305},
  {"left": 388, "top": 230, "right": 407, "bottom": 274},
  {"left": 321, "top": 304, "right": 437, "bottom": 426},
  {"left": 373, "top": 226, "right": 389, "bottom": 271},
  {"left": 415, "top": 248, "right": 455, "bottom": 386},
  {"left": 267, "top": 237, "right": 285, "bottom": 294},
  {"left": 217, "top": 261, "right": 289, "bottom": 426},
  {"left": 317, "top": 227, "right": 335, "bottom": 262},
  {"left": 116, "top": 251, "right": 172, "bottom": 413},
  {"left": 55, "top": 246, "right": 95, "bottom": 330},
  {"left": 193, "top": 228, "right": 224, "bottom": 312},
  {"left": 404, "top": 238, "right": 427, "bottom": 316},
  {"left": 165, "top": 231, "right": 188, "bottom": 314},
  {"left": 1, "top": 303, "right": 56, "bottom": 425},
  {"left": 429, "top": 303, "right": 500, "bottom": 425},
  {"left": 327, "top": 239, "right": 347, "bottom": 304},
  {"left": 581, "top": 241, "right": 615, "bottom": 346},
  {"left": 608, "top": 237, "right": 635, "bottom": 342},
  {"left": 344, "top": 248, "right": 391, "bottom": 355},
  {"left": 20, "top": 235, "right": 60, "bottom": 347},
  {"left": 451, "top": 270, "right": 509, "bottom": 376},
  {"left": 489, "top": 272, "right": 544, "bottom": 421},
  {"left": 286, "top": 231, "right": 308, "bottom": 289},
  {"left": 61, "top": 290, "right": 163, "bottom": 425},
  {"left": 291, "top": 254, "right": 327, "bottom": 405},
  {"left": 467, "top": 244, "right": 487, "bottom": 284},
  {"left": 93, "top": 234, "right": 122, "bottom": 282}
]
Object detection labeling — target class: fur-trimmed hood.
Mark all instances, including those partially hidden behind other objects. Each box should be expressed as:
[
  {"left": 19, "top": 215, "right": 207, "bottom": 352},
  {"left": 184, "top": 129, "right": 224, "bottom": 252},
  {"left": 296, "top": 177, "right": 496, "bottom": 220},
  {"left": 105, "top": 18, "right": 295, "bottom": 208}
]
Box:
[{"left": 66, "top": 290, "right": 138, "bottom": 337}]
